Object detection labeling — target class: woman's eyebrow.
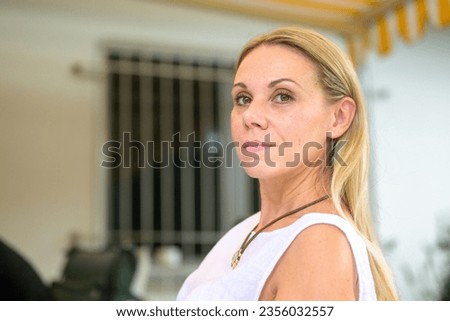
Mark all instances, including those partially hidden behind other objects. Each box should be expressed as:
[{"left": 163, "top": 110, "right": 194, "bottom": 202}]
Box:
[
  {"left": 232, "top": 78, "right": 303, "bottom": 90},
  {"left": 268, "top": 78, "right": 301, "bottom": 88},
  {"left": 232, "top": 82, "right": 247, "bottom": 89}
]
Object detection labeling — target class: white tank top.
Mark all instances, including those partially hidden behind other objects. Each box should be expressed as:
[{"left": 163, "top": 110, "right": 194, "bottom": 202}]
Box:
[{"left": 177, "top": 212, "right": 377, "bottom": 301}]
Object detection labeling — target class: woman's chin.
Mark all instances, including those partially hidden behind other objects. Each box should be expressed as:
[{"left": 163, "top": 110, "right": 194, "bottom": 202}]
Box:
[{"left": 241, "top": 164, "right": 284, "bottom": 180}]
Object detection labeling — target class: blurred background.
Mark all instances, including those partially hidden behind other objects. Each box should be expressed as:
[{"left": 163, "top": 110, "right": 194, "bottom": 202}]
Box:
[{"left": 0, "top": 0, "right": 449, "bottom": 301}]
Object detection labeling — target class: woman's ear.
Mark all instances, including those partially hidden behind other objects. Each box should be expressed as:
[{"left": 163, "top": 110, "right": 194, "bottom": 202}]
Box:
[{"left": 328, "top": 97, "right": 356, "bottom": 139}]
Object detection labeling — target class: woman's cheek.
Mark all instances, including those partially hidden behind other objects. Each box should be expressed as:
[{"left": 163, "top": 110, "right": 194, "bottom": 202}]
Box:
[{"left": 230, "top": 110, "right": 243, "bottom": 142}]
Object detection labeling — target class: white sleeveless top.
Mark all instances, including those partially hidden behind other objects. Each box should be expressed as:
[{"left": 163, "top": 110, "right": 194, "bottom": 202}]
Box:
[{"left": 177, "top": 213, "right": 376, "bottom": 301}]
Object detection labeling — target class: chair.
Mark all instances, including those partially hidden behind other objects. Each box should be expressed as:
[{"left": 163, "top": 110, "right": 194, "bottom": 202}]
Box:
[{"left": 51, "top": 247, "right": 137, "bottom": 300}]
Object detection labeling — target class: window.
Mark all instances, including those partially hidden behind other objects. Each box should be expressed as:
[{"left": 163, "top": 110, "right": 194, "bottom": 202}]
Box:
[{"left": 104, "top": 48, "right": 258, "bottom": 258}]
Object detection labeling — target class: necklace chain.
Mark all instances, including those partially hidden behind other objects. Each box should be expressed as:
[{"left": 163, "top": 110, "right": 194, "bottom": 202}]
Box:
[{"left": 230, "top": 195, "right": 330, "bottom": 269}]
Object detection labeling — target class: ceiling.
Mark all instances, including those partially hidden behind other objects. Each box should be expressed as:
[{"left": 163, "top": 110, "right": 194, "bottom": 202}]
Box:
[{"left": 171, "top": 0, "right": 450, "bottom": 65}]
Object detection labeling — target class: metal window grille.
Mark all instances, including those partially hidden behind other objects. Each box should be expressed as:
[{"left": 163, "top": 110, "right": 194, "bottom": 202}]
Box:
[{"left": 105, "top": 48, "right": 259, "bottom": 258}]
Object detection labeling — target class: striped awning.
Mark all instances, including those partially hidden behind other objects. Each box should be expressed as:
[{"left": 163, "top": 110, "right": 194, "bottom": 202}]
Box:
[{"left": 172, "top": 0, "right": 450, "bottom": 66}]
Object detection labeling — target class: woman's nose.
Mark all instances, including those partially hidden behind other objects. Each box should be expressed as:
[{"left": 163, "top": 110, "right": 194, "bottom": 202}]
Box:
[{"left": 242, "top": 102, "right": 268, "bottom": 130}]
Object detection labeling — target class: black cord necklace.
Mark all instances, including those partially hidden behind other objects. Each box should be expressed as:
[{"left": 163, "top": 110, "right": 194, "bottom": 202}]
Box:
[{"left": 231, "top": 195, "right": 330, "bottom": 269}]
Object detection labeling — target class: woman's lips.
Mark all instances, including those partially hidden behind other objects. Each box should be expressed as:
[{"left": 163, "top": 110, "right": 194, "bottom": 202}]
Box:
[{"left": 242, "top": 141, "right": 275, "bottom": 153}]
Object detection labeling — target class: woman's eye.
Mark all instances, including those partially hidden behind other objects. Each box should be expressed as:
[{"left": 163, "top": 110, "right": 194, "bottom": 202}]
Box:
[
  {"left": 235, "top": 95, "right": 251, "bottom": 106},
  {"left": 274, "top": 93, "right": 292, "bottom": 103}
]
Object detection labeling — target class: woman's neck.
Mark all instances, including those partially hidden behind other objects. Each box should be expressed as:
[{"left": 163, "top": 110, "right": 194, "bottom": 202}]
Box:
[{"left": 258, "top": 168, "right": 331, "bottom": 226}]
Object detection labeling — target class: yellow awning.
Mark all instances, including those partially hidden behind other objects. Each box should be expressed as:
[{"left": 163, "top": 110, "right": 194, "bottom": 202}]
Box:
[{"left": 170, "top": 0, "right": 450, "bottom": 66}]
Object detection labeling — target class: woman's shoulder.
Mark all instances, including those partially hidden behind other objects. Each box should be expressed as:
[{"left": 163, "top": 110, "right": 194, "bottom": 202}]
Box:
[
  {"left": 296, "top": 212, "right": 354, "bottom": 228},
  {"left": 261, "top": 213, "right": 362, "bottom": 300}
]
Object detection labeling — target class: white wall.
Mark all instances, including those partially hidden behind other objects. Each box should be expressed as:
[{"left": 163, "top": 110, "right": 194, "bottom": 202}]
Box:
[
  {"left": 364, "top": 28, "right": 450, "bottom": 299},
  {"left": 0, "top": 0, "right": 448, "bottom": 299}
]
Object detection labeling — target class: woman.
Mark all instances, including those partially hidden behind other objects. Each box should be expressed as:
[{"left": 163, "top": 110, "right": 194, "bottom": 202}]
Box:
[{"left": 177, "top": 27, "right": 398, "bottom": 301}]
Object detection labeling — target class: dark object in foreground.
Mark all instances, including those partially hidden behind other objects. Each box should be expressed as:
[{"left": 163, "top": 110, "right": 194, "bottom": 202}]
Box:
[
  {"left": 51, "top": 247, "right": 137, "bottom": 300},
  {"left": 0, "top": 239, "right": 51, "bottom": 300}
]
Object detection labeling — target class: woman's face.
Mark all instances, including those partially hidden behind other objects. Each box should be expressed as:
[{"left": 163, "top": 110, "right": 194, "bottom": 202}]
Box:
[{"left": 231, "top": 44, "right": 335, "bottom": 180}]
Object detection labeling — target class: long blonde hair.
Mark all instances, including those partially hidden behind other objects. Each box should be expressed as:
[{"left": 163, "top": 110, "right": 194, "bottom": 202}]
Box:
[{"left": 236, "top": 27, "right": 398, "bottom": 300}]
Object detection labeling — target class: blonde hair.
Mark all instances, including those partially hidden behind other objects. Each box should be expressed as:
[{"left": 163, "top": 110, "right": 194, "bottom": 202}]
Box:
[{"left": 237, "top": 27, "right": 398, "bottom": 300}]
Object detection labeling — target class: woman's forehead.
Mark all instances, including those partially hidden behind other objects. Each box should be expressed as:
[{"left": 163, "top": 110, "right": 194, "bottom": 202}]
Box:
[{"left": 234, "top": 44, "right": 319, "bottom": 87}]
